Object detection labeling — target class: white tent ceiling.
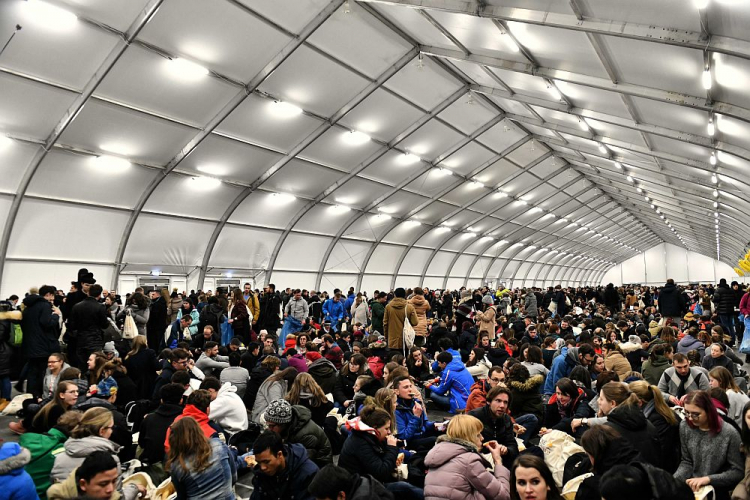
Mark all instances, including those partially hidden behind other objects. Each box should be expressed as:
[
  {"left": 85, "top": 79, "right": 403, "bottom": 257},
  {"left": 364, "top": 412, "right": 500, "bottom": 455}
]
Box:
[{"left": 0, "top": 0, "right": 748, "bottom": 295}]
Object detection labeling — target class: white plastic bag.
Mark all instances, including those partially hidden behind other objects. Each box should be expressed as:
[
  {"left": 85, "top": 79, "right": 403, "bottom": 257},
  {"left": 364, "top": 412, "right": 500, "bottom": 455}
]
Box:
[{"left": 539, "top": 429, "right": 585, "bottom": 488}]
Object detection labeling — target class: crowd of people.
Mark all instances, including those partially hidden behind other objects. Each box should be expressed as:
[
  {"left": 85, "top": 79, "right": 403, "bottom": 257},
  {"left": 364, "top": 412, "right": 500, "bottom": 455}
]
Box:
[{"left": 2, "top": 269, "right": 750, "bottom": 500}]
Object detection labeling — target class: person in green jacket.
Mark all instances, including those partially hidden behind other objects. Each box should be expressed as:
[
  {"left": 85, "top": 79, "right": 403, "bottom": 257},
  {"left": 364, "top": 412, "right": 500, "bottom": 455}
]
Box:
[
  {"left": 18, "top": 410, "right": 82, "bottom": 498},
  {"left": 370, "top": 292, "right": 387, "bottom": 335},
  {"left": 641, "top": 344, "right": 673, "bottom": 386}
]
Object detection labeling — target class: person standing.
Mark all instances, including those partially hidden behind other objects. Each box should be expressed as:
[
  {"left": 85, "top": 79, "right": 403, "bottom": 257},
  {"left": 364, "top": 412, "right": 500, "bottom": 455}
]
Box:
[
  {"left": 714, "top": 279, "right": 738, "bottom": 346},
  {"left": 21, "top": 285, "right": 62, "bottom": 399},
  {"left": 370, "top": 292, "right": 387, "bottom": 334},
  {"left": 656, "top": 279, "right": 686, "bottom": 330},
  {"left": 383, "top": 288, "right": 418, "bottom": 353},
  {"left": 68, "top": 284, "right": 109, "bottom": 367},
  {"left": 259, "top": 284, "right": 282, "bottom": 336},
  {"left": 147, "top": 290, "right": 168, "bottom": 351}
]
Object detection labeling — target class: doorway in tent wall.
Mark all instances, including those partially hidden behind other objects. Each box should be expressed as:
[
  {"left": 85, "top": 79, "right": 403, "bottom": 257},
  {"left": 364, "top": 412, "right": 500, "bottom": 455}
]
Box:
[
  {"left": 171, "top": 278, "right": 187, "bottom": 295},
  {"left": 137, "top": 277, "right": 171, "bottom": 294},
  {"left": 118, "top": 277, "right": 137, "bottom": 296}
]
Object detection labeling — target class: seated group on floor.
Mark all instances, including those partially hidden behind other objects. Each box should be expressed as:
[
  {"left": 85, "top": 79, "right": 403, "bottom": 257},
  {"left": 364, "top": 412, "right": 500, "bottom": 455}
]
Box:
[{"left": 2, "top": 275, "right": 750, "bottom": 500}]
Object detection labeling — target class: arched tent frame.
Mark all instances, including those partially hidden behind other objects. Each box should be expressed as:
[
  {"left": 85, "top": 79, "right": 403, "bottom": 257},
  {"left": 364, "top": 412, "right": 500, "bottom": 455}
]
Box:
[{"left": 0, "top": 0, "right": 748, "bottom": 295}]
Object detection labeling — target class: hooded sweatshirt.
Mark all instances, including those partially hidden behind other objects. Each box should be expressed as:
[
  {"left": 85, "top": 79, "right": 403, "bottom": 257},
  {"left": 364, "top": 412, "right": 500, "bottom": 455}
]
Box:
[
  {"left": 51, "top": 436, "right": 122, "bottom": 485},
  {"left": 19, "top": 427, "right": 68, "bottom": 497},
  {"left": 544, "top": 346, "right": 581, "bottom": 395},
  {"left": 0, "top": 443, "right": 37, "bottom": 500},
  {"left": 165, "top": 405, "right": 217, "bottom": 452},
  {"left": 429, "top": 352, "right": 474, "bottom": 413},
  {"left": 210, "top": 382, "right": 248, "bottom": 434}
]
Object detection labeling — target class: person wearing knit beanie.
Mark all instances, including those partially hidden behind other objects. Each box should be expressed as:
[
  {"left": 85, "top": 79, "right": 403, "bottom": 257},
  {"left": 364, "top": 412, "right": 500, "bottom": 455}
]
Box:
[{"left": 264, "top": 399, "right": 293, "bottom": 425}]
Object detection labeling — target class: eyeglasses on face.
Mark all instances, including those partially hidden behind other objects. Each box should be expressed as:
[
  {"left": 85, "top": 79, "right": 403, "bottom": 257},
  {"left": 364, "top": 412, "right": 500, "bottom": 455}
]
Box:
[{"left": 686, "top": 411, "right": 703, "bottom": 420}]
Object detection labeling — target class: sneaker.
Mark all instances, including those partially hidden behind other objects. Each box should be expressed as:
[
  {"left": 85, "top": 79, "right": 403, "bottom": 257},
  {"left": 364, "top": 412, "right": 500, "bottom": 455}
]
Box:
[{"left": 8, "top": 421, "right": 26, "bottom": 435}]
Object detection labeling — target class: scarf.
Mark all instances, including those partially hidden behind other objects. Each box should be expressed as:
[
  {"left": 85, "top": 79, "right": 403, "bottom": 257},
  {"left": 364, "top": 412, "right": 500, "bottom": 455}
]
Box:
[{"left": 557, "top": 396, "right": 572, "bottom": 419}]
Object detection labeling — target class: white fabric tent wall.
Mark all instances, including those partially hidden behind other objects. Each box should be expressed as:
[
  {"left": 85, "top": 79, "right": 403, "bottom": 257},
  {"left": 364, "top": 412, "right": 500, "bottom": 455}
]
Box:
[{"left": 600, "top": 243, "right": 746, "bottom": 286}]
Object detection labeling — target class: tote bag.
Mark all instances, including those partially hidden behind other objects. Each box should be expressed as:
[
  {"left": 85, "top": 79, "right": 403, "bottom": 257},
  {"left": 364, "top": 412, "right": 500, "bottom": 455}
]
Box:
[{"left": 123, "top": 309, "right": 138, "bottom": 339}]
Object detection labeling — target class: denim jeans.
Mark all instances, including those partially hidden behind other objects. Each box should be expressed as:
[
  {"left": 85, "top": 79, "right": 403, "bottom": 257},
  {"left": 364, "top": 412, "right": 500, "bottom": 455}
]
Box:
[
  {"left": 429, "top": 392, "right": 451, "bottom": 411},
  {"left": 515, "top": 414, "right": 539, "bottom": 442},
  {"left": 385, "top": 481, "right": 424, "bottom": 500},
  {"left": 719, "top": 314, "right": 736, "bottom": 344},
  {"left": 0, "top": 376, "right": 10, "bottom": 400}
]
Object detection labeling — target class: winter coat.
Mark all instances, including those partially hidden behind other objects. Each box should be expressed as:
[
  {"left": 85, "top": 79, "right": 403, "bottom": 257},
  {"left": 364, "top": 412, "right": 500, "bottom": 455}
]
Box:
[
  {"left": 0, "top": 443, "right": 38, "bottom": 500},
  {"left": 677, "top": 334, "right": 705, "bottom": 359},
  {"left": 51, "top": 436, "right": 122, "bottom": 484},
  {"left": 167, "top": 296, "right": 181, "bottom": 323},
  {"left": 198, "top": 303, "right": 225, "bottom": 337},
  {"left": 146, "top": 297, "right": 168, "bottom": 349},
  {"left": 251, "top": 378, "right": 288, "bottom": 424},
  {"left": 68, "top": 296, "right": 109, "bottom": 352},
  {"left": 170, "top": 438, "right": 235, "bottom": 500},
  {"left": 543, "top": 346, "right": 582, "bottom": 395},
  {"left": 487, "top": 346, "right": 509, "bottom": 367},
  {"left": 118, "top": 305, "right": 149, "bottom": 337},
  {"left": 475, "top": 306, "right": 497, "bottom": 340},
  {"left": 333, "top": 367, "right": 363, "bottom": 405},
  {"left": 176, "top": 308, "right": 200, "bottom": 337},
  {"left": 658, "top": 283, "right": 686, "bottom": 317},
  {"left": 244, "top": 365, "right": 273, "bottom": 410},
  {"left": 338, "top": 419, "right": 398, "bottom": 483},
  {"left": 603, "top": 284, "right": 620, "bottom": 312},
  {"left": 250, "top": 443, "right": 318, "bottom": 500},
  {"left": 370, "top": 300, "right": 385, "bottom": 334},
  {"left": 19, "top": 427, "right": 68, "bottom": 497},
  {"left": 408, "top": 295, "right": 430, "bottom": 336},
  {"left": 348, "top": 474, "right": 395, "bottom": 500},
  {"left": 286, "top": 353, "right": 308, "bottom": 374},
  {"left": 466, "top": 379, "right": 490, "bottom": 412},
  {"left": 138, "top": 402, "right": 183, "bottom": 465},
  {"left": 430, "top": 352, "right": 474, "bottom": 413},
  {"left": 703, "top": 353, "right": 737, "bottom": 375},
  {"left": 714, "top": 283, "right": 736, "bottom": 315},
  {"left": 605, "top": 404, "right": 661, "bottom": 467},
  {"left": 395, "top": 397, "right": 435, "bottom": 441},
  {"left": 641, "top": 355, "right": 671, "bottom": 386},
  {"left": 322, "top": 298, "right": 345, "bottom": 327},
  {"left": 543, "top": 387, "right": 592, "bottom": 429},
  {"left": 286, "top": 405, "right": 333, "bottom": 468},
  {"left": 350, "top": 301, "right": 370, "bottom": 327},
  {"left": 123, "top": 347, "right": 160, "bottom": 400},
  {"left": 383, "top": 298, "right": 418, "bottom": 350},
  {"left": 165, "top": 405, "right": 219, "bottom": 452},
  {"left": 424, "top": 436, "right": 511, "bottom": 500},
  {"left": 508, "top": 374, "right": 544, "bottom": 419},
  {"left": 467, "top": 355, "right": 493, "bottom": 379},
  {"left": 111, "top": 369, "right": 137, "bottom": 412},
  {"left": 642, "top": 399, "right": 681, "bottom": 473},
  {"left": 524, "top": 293, "right": 538, "bottom": 318},
  {"left": 458, "top": 328, "right": 477, "bottom": 362},
  {"left": 604, "top": 351, "right": 631, "bottom": 381},
  {"left": 210, "top": 382, "right": 247, "bottom": 434},
  {"left": 575, "top": 435, "right": 642, "bottom": 500},
  {"left": 0, "top": 313, "right": 20, "bottom": 377},
  {"left": 308, "top": 357, "right": 338, "bottom": 395},
  {"left": 467, "top": 405, "right": 518, "bottom": 468},
  {"left": 21, "top": 294, "right": 60, "bottom": 359}
]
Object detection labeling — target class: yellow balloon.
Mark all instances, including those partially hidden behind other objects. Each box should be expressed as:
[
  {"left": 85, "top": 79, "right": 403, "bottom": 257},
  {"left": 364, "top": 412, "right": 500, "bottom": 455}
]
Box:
[
  {"left": 740, "top": 260, "right": 750, "bottom": 272},
  {"left": 745, "top": 251, "right": 750, "bottom": 261},
  {"left": 736, "top": 267, "right": 746, "bottom": 277}
]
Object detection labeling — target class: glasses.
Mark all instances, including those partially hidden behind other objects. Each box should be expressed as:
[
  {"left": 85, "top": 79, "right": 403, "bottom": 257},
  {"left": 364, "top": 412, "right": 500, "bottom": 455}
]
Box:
[{"left": 685, "top": 411, "right": 703, "bottom": 420}]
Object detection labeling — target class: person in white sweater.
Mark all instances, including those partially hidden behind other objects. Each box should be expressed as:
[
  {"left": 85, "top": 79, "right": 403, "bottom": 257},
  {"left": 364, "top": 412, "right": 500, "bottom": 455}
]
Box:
[{"left": 199, "top": 378, "right": 247, "bottom": 435}]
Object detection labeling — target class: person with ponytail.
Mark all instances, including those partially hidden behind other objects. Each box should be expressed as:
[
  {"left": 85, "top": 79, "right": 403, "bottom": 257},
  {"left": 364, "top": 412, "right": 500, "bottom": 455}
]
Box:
[
  {"left": 570, "top": 381, "right": 660, "bottom": 467},
  {"left": 629, "top": 380, "right": 680, "bottom": 473},
  {"left": 675, "top": 390, "right": 743, "bottom": 499}
]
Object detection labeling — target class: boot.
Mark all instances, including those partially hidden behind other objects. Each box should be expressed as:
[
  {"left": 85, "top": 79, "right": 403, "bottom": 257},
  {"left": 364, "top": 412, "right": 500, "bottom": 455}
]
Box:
[
  {"left": 0, "top": 398, "right": 7, "bottom": 413},
  {"left": 8, "top": 420, "right": 26, "bottom": 435}
]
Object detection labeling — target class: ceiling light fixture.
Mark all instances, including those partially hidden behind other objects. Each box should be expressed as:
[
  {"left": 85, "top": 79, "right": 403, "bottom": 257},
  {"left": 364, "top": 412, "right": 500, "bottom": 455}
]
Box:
[
  {"left": 694, "top": 0, "right": 709, "bottom": 9},
  {"left": 598, "top": 143, "right": 608, "bottom": 154},
  {"left": 472, "top": 180, "right": 484, "bottom": 189},
  {"left": 398, "top": 153, "right": 421, "bottom": 165},
  {"left": 578, "top": 118, "right": 590, "bottom": 131},
  {"left": 271, "top": 192, "right": 296, "bottom": 203},
  {"left": 707, "top": 118, "right": 715, "bottom": 137},
  {"left": 614, "top": 161, "right": 622, "bottom": 169},
  {"left": 711, "top": 174, "right": 718, "bottom": 184},
  {"left": 190, "top": 176, "right": 221, "bottom": 189},
  {"left": 343, "top": 0, "right": 351, "bottom": 13},
  {"left": 547, "top": 83, "right": 562, "bottom": 101},
  {"left": 24, "top": 0, "right": 78, "bottom": 30},
  {"left": 329, "top": 204, "right": 351, "bottom": 213},
  {"left": 710, "top": 152, "right": 717, "bottom": 165},
  {"left": 713, "top": 189, "right": 719, "bottom": 197},
  {"left": 416, "top": 52, "right": 425, "bottom": 70},
  {"left": 438, "top": 167, "right": 453, "bottom": 176},
  {"left": 167, "top": 57, "right": 209, "bottom": 80},
  {"left": 342, "top": 130, "right": 371, "bottom": 146},
  {"left": 626, "top": 175, "right": 634, "bottom": 182},
  {"left": 269, "top": 100, "right": 303, "bottom": 118},
  {"left": 92, "top": 155, "right": 131, "bottom": 172},
  {"left": 702, "top": 68, "right": 712, "bottom": 90},
  {"left": 0, "top": 135, "right": 13, "bottom": 150}
]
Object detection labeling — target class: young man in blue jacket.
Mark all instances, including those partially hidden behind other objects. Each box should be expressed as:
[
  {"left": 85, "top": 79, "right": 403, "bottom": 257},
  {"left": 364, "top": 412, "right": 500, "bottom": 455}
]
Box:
[
  {"left": 393, "top": 376, "right": 440, "bottom": 451},
  {"left": 426, "top": 351, "right": 474, "bottom": 413},
  {"left": 543, "top": 343, "right": 596, "bottom": 395}
]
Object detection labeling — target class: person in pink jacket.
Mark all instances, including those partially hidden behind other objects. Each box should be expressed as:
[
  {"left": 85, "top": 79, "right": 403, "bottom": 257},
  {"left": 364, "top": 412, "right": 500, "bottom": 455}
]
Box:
[{"left": 424, "top": 414, "right": 511, "bottom": 500}]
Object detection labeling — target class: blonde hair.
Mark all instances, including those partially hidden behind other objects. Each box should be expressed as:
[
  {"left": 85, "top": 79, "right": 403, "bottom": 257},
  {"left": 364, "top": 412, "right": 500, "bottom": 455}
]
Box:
[
  {"left": 71, "top": 407, "right": 113, "bottom": 439},
  {"left": 629, "top": 380, "right": 677, "bottom": 426},
  {"left": 126, "top": 335, "right": 148, "bottom": 359},
  {"left": 445, "top": 414, "right": 483, "bottom": 449},
  {"left": 599, "top": 381, "right": 640, "bottom": 408},
  {"left": 286, "top": 373, "right": 327, "bottom": 407},
  {"left": 373, "top": 387, "right": 397, "bottom": 432}
]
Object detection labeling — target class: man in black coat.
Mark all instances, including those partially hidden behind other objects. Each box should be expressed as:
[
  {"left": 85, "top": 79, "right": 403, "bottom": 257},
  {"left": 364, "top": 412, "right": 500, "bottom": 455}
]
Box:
[
  {"left": 146, "top": 290, "right": 168, "bottom": 351},
  {"left": 151, "top": 348, "right": 190, "bottom": 402},
  {"left": 20, "top": 285, "right": 61, "bottom": 399},
  {"left": 138, "top": 383, "right": 184, "bottom": 466},
  {"left": 309, "top": 465, "right": 394, "bottom": 500},
  {"left": 68, "top": 284, "right": 109, "bottom": 366},
  {"left": 259, "top": 284, "right": 282, "bottom": 334},
  {"left": 656, "top": 279, "right": 686, "bottom": 328},
  {"left": 467, "top": 385, "right": 519, "bottom": 469},
  {"left": 714, "top": 278, "right": 738, "bottom": 345}
]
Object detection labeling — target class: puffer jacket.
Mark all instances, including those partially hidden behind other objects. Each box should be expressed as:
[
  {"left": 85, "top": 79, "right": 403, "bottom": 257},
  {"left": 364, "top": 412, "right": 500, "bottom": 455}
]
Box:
[
  {"left": 604, "top": 351, "right": 632, "bottom": 381},
  {"left": 251, "top": 378, "right": 288, "bottom": 424},
  {"left": 338, "top": 418, "right": 398, "bottom": 483},
  {"left": 658, "top": 283, "right": 685, "bottom": 317},
  {"left": 408, "top": 295, "right": 430, "bottom": 336},
  {"left": 606, "top": 404, "right": 661, "bottom": 467},
  {"left": 508, "top": 374, "right": 544, "bottom": 420},
  {"left": 19, "top": 427, "right": 68, "bottom": 497},
  {"left": 677, "top": 334, "right": 705, "bottom": 359},
  {"left": 0, "top": 443, "right": 37, "bottom": 500},
  {"left": 424, "top": 436, "right": 511, "bottom": 500},
  {"left": 168, "top": 296, "right": 182, "bottom": 323},
  {"left": 395, "top": 397, "right": 435, "bottom": 441},
  {"left": 51, "top": 436, "right": 122, "bottom": 484},
  {"left": 714, "top": 283, "right": 736, "bottom": 315},
  {"left": 524, "top": 293, "right": 538, "bottom": 317},
  {"left": 430, "top": 353, "right": 474, "bottom": 413},
  {"left": 466, "top": 379, "right": 490, "bottom": 412},
  {"left": 286, "top": 405, "right": 332, "bottom": 468}
]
